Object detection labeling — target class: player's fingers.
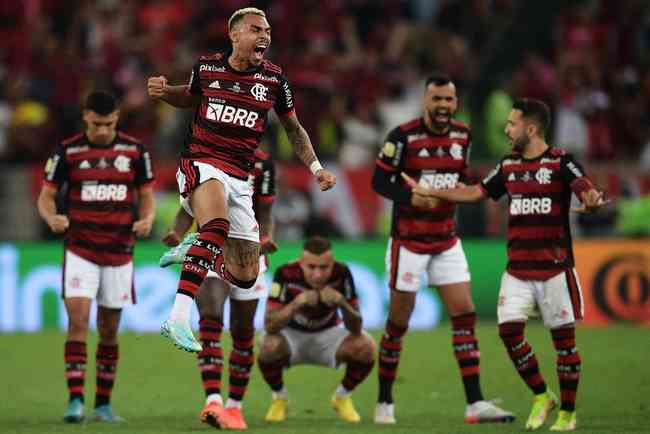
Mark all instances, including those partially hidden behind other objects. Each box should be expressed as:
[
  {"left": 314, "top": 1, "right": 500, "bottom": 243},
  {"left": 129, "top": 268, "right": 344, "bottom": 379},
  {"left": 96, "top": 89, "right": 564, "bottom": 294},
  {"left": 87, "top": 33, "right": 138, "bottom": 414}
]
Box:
[{"left": 401, "top": 172, "right": 418, "bottom": 188}]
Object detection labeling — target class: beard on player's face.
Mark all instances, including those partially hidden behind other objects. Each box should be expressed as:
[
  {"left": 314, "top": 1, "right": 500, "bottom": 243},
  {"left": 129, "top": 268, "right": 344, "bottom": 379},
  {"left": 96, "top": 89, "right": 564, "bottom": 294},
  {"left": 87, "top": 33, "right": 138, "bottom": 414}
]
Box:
[
  {"left": 510, "top": 131, "right": 530, "bottom": 152},
  {"left": 427, "top": 106, "right": 454, "bottom": 130}
]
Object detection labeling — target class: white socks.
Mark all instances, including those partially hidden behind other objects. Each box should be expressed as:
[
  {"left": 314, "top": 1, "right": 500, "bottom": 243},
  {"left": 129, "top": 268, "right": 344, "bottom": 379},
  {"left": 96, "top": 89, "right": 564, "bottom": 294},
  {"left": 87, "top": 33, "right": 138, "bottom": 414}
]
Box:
[
  {"left": 272, "top": 387, "right": 288, "bottom": 400},
  {"left": 206, "top": 394, "right": 223, "bottom": 405},
  {"left": 335, "top": 384, "right": 352, "bottom": 398},
  {"left": 226, "top": 398, "right": 242, "bottom": 409},
  {"left": 169, "top": 293, "right": 193, "bottom": 323}
]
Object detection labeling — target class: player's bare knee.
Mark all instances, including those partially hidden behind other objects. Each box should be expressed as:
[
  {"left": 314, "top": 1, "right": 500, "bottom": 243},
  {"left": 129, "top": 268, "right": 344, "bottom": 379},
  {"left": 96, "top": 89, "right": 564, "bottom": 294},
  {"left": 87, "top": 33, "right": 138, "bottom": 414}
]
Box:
[
  {"left": 344, "top": 335, "right": 376, "bottom": 364},
  {"left": 68, "top": 317, "right": 88, "bottom": 336},
  {"left": 259, "top": 334, "right": 289, "bottom": 362}
]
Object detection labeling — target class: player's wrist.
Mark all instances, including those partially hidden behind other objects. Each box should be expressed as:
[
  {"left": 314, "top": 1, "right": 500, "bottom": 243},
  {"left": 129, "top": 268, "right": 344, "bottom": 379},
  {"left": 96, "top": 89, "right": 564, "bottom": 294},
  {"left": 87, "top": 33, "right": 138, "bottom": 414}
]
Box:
[{"left": 309, "top": 160, "right": 323, "bottom": 175}]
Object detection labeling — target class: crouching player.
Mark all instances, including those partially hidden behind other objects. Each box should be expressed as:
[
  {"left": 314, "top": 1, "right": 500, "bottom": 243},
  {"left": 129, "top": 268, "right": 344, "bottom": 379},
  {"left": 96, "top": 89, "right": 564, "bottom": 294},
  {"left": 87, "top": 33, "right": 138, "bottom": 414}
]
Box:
[{"left": 257, "top": 237, "right": 375, "bottom": 423}]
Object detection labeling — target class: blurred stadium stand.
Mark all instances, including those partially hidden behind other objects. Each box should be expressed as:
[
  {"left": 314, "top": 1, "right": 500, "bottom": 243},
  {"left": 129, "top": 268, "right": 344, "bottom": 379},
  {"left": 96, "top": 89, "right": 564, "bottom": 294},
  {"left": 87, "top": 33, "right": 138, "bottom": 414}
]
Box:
[{"left": 1, "top": 0, "right": 649, "bottom": 240}]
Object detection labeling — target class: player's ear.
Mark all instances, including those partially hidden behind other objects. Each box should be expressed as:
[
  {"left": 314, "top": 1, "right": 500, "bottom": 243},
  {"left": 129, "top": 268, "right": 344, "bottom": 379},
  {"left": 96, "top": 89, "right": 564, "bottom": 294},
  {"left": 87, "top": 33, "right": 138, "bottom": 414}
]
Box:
[{"left": 229, "top": 27, "right": 239, "bottom": 44}]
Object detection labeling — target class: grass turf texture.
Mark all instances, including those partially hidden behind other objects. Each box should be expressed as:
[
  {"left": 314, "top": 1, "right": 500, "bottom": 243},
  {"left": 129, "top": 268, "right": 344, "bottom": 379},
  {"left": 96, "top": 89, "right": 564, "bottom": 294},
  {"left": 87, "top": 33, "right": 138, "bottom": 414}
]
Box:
[{"left": 1, "top": 323, "right": 647, "bottom": 434}]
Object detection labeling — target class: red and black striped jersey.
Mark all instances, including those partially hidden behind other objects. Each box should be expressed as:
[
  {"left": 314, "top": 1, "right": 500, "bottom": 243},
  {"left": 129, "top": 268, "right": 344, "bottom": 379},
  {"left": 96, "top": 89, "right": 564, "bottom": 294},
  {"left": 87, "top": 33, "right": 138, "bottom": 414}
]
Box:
[
  {"left": 184, "top": 51, "right": 295, "bottom": 179},
  {"left": 251, "top": 148, "right": 275, "bottom": 207},
  {"left": 268, "top": 261, "right": 359, "bottom": 333},
  {"left": 480, "top": 146, "right": 595, "bottom": 281},
  {"left": 43, "top": 132, "right": 155, "bottom": 266},
  {"left": 372, "top": 118, "right": 471, "bottom": 254}
]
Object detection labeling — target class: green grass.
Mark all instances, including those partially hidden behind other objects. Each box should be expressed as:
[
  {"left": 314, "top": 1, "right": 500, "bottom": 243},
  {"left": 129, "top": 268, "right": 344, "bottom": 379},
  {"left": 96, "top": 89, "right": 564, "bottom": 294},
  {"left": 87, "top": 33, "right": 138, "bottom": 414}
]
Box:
[{"left": 1, "top": 323, "right": 648, "bottom": 434}]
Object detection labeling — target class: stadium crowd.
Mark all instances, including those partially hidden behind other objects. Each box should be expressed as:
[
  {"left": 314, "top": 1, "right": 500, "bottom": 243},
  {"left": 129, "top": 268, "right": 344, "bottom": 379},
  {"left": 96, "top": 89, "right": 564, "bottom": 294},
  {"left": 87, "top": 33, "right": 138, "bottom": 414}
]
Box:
[{"left": 1, "top": 0, "right": 650, "bottom": 165}]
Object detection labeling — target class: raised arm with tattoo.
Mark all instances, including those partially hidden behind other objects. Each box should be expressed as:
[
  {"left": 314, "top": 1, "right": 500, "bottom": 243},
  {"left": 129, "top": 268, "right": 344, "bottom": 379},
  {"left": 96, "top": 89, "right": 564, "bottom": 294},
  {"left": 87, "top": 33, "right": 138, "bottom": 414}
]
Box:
[{"left": 278, "top": 113, "right": 337, "bottom": 191}]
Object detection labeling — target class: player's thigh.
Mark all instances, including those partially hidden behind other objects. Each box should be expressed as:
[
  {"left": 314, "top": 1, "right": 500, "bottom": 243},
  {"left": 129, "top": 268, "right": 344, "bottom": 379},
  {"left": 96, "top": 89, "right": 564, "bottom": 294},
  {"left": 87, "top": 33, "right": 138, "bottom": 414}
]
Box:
[
  {"left": 224, "top": 238, "right": 260, "bottom": 281},
  {"left": 335, "top": 330, "right": 376, "bottom": 365},
  {"left": 63, "top": 250, "right": 100, "bottom": 301},
  {"left": 538, "top": 268, "right": 583, "bottom": 329},
  {"left": 177, "top": 160, "right": 229, "bottom": 225},
  {"left": 190, "top": 179, "right": 228, "bottom": 226},
  {"left": 259, "top": 332, "right": 292, "bottom": 362},
  {"left": 497, "top": 272, "right": 537, "bottom": 324},
  {"left": 97, "top": 261, "right": 134, "bottom": 309},
  {"left": 64, "top": 297, "right": 93, "bottom": 331},
  {"left": 385, "top": 238, "right": 429, "bottom": 292},
  {"left": 230, "top": 255, "right": 268, "bottom": 301},
  {"left": 226, "top": 175, "right": 260, "bottom": 244},
  {"left": 196, "top": 276, "right": 229, "bottom": 321}
]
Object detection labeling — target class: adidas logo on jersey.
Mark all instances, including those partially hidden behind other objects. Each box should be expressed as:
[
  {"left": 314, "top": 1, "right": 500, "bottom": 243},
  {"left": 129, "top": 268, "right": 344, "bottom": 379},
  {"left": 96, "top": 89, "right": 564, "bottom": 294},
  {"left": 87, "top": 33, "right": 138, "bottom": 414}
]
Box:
[
  {"left": 209, "top": 80, "right": 220, "bottom": 89},
  {"left": 508, "top": 172, "right": 516, "bottom": 182},
  {"left": 418, "top": 148, "right": 430, "bottom": 157},
  {"left": 79, "top": 160, "right": 91, "bottom": 169}
]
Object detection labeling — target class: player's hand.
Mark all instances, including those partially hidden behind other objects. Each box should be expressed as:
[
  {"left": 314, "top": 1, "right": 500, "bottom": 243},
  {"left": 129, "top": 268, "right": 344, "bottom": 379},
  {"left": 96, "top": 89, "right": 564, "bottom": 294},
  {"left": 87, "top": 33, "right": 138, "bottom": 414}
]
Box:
[
  {"left": 162, "top": 230, "right": 182, "bottom": 247},
  {"left": 411, "top": 192, "right": 439, "bottom": 209},
  {"left": 260, "top": 235, "right": 278, "bottom": 254},
  {"left": 295, "top": 290, "right": 320, "bottom": 308},
  {"left": 573, "top": 189, "right": 610, "bottom": 213},
  {"left": 46, "top": 214, "right": 69, "bottom": 234},
  {"left": 401, "top": 173, "right": 436, "bottom": 196},
  {"left": 133, "top": 218, "right": 154, "bottom": 238},
  {"left": 147, "top": 75, "right": 168, "bottom": 99},
  {"left": 319, "top": 286, "right": 343, "bottom": 307},
  {"left": 316, "top": 169, "right": 336, "bottom": 191}
]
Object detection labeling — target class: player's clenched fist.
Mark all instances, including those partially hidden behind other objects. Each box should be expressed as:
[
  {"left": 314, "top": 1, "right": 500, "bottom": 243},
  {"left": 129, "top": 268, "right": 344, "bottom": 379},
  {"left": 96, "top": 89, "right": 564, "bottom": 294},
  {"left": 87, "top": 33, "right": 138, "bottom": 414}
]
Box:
[
  {"left": 147, "top": 75, "right": 168, "bottom": 99},
  {"left": 316, "top": 169, "right": 336, "bottom": 191},
  {"left": 46, "top": 214, "right": 69, "bottom": 234}
]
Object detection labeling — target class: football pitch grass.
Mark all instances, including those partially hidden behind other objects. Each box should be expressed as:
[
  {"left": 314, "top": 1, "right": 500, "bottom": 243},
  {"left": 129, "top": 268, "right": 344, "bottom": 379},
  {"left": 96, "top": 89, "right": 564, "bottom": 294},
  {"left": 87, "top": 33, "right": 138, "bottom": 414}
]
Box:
[{"left": 2, "top": 323, "right": 648, "bottom": 434}]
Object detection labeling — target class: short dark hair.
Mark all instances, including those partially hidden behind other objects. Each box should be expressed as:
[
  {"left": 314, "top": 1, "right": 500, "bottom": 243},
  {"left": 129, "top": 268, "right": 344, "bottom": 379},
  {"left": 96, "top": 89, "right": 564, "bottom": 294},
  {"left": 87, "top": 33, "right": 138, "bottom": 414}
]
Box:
[
  {"left": 425, "top": 73, "right": 453, "bottom": 88},
  {"left": 512, "top": 98, "right": 551, "bottom": 136},
  {"left": 85, "top": 91, "right": 117, "bottom": 115},
  {"left": 303, "top": 236, "right": 332, "bottom": 255}
]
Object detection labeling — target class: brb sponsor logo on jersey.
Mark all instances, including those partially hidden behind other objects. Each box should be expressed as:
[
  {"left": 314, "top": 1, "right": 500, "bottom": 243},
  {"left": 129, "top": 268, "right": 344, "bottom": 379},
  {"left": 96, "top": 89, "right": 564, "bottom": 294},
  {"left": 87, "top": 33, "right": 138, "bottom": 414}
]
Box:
[
  {"left": 206, "top": 102, "right": 259, "bottom": 128},
  {"left": 419, "top": 171, "right": 459, "bottom": 189},
  {"left": 510, "top": 196, "right": 552, "bottom": 215},
  {"left": 81, "top": 183, "right": 127, "bottom": 201}
]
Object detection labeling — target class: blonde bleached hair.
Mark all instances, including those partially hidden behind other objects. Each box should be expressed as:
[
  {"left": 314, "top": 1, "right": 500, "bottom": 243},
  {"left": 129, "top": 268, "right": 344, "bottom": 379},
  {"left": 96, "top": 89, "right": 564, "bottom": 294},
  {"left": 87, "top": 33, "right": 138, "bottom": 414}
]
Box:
[{"left": 228, "top": 7, "right": 267, "bottom": 31}]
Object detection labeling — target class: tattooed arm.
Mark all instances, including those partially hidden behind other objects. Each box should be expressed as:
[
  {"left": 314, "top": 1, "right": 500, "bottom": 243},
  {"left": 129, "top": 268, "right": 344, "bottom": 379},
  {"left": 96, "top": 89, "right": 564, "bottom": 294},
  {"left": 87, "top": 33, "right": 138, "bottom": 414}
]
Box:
[{"left": 278, "top": 112, "right": 336, "bottom": 191}]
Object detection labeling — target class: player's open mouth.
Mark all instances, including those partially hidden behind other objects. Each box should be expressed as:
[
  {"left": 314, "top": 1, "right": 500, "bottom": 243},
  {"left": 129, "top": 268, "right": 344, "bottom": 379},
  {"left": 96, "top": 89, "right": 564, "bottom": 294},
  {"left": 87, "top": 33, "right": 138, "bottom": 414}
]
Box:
[
  {"left": 434, "top": 110, "right": 450, "bottom": 122},
  {"left": 253, "top": 42, "right": 269, "bottom": 56}
]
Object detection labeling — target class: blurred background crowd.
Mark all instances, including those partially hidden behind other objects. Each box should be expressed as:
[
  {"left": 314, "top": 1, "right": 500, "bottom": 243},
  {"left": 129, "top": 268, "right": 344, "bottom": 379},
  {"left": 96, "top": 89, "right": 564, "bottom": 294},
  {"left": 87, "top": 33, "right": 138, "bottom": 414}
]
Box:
[{"left": 1, "top": 0, "right": 649, "bottom": 240}]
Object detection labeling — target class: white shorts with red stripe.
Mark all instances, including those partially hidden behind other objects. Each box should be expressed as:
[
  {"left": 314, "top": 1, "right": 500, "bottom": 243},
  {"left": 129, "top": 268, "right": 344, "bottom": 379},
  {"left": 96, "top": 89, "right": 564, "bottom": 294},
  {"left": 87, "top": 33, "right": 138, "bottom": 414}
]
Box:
[
  {"left": 385, "top": 237, "right": 471, "bottom": 292},
  {"left": 497, "top": 269, "right": 584, "bottom": 329},
  {"left": 177, "top": 160, "right": 259, "bottom": 243},
  {"left": 63, "top": 250, "right": 135, "bottom": 308}
]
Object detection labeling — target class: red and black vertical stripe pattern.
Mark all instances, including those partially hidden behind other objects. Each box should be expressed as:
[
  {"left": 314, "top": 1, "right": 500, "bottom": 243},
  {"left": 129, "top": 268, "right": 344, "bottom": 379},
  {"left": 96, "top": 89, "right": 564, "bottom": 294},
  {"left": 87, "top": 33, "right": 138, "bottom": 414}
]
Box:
[
  {"left": 499, "top": 322, "right": 547, "bottom": 395},
  {"left": 451, "top": 313, "right": 484, "bottom": 404},
  {"left": 378, "top": 320, "right": 408, "bottom": 403},
  {"left": 178, "top": 218, "right": 229, "bottom": 298},
  {"left": 564, "top": 270, "right": 583, "bottom": 320},
  {"left": 228, "top": 328, "right": 255, "bottom": 402},
  {"left": 64, "top": 341, "right": 86, "bottom": 402},
  {"left": 197, "top": 317, "right": 224, "bottom": 397},
  {"left": 551, "top": 327, "right": 581, "bottom": 412},
  {"left": 95, "top": 344, "right": 118, "bottom": 407}
]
